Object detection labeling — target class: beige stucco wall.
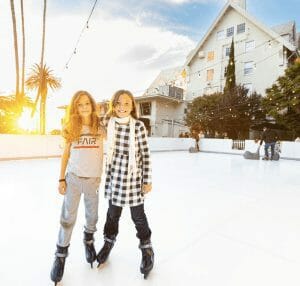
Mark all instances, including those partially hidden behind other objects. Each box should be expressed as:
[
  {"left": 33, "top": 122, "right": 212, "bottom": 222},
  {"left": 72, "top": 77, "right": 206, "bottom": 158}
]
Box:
[{"left": 137, "top": 98, "right": 188, "bottom": 137}]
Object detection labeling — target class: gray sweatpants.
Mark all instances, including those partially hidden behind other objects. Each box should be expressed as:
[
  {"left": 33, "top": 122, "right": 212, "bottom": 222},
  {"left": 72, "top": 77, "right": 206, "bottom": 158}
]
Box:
[{"left": 57, "top": 172, "right": 100, "bottom": 247}]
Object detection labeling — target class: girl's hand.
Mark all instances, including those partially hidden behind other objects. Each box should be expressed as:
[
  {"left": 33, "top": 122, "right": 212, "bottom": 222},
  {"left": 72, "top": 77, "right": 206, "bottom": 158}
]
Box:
[
  {"left": 58, "top": 181, "right": 67, "bottom": 195},
  {"left": 142, "top": 184, "right": 152, "bottom": 194}
]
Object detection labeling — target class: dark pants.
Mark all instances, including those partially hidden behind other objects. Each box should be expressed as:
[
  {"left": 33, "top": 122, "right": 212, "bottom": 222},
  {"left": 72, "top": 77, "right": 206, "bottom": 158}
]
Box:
[
  {"left": 103, "top": 200, "right": 151, "bottom": 241},
  {"left": 264, "top": 142, "right": 275, "bottom": 158}
]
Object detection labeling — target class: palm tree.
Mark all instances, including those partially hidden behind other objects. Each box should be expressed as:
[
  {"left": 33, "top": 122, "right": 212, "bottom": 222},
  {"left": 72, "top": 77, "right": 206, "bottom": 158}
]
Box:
[
  {"left": 26, "top": 64, "right": 61, "bottom": 134},
  {"left": 20, "top": 0, "right": 26, "bottom": 103},
  {"left": 9, "top": 0, "right": 21, "bottom": 107},
  {"left": 40, "top": 0, "right": 47, "bottom": 69},
  {"left": 31, "top": 0, "right": 48, "bottom": 134}
]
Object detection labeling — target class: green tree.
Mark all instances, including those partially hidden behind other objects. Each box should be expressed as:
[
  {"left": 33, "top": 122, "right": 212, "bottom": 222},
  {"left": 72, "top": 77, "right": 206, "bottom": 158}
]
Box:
[
  {"left": 26, "top": 64, "right": 61, "bottom": 134},
  {"left": 224, "top": 39, "right": 236, "bottom": 93},
  {"left": 186, "top": 87, "right": 264, "bottom": 139},
  {"left": 186, "top": 92, "right": 223, "bottom": 136},
  {"left": 220, "top": 86, "right": 264, "bottom": 139},
  {"left": 262, "top": 61, "right": 300, "bottom": 138}
]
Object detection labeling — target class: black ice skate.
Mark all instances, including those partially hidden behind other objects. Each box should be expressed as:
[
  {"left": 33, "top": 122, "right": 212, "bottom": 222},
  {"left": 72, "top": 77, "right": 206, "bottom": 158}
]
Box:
[
  {"left": 139, "top": 240, "right": 154, "bottom": 279},
  {"left": 96, "top": 236, "right": 116, "bottom": 267},
  {"left": 83, "top": 232, "right": 97, "bottom": 268},
  {"left": 50, "top": 245, "right": 69, "bottom": 286}
]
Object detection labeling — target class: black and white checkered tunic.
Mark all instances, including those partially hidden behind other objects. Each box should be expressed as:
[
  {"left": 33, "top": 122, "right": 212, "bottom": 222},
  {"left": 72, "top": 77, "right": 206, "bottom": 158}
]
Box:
[{"left": 104, "top": 119, "right": 152, "bottom": 207}]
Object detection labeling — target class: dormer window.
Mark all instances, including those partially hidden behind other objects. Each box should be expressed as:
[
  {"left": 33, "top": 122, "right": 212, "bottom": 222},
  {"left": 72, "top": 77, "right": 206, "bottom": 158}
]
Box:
[
  {"left": 237, "top": 23, "right": 245, "bottom": 34},
  {"left": 227, "top": 26, "right": 234, "bottom": 37}
]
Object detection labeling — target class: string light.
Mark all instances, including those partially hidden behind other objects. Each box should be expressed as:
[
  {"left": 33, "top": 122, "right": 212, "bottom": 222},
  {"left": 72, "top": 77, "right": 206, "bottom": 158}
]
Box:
[{"left": 63, "top": 0, "right": 99, "bottom": 70}]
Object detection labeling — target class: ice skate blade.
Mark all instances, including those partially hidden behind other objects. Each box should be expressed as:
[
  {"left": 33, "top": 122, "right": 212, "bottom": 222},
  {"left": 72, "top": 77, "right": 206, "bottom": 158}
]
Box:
[{"left": 97, "top": 262, "right": 107, "bottom": 269}]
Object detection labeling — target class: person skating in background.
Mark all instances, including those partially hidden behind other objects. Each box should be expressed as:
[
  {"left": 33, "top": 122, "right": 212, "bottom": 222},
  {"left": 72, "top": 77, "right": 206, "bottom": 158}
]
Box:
[{"left": 260, "top": 126, "right": 278, "bottom": 160}]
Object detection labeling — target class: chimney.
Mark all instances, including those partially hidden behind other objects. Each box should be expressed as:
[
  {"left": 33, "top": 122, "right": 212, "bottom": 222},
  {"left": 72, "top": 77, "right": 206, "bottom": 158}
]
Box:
[{"left": 230, "top": 0, "right": 246, "bottom": 10}]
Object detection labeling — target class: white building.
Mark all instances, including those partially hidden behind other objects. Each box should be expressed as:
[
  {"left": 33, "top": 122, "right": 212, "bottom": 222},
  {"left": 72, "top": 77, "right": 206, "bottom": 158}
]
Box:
[
  {"left": 134, "top": 67, "right": 189, "bottom": 138},
  {"left": 184, "top": 0, "right": 299, "bottom": 100}
]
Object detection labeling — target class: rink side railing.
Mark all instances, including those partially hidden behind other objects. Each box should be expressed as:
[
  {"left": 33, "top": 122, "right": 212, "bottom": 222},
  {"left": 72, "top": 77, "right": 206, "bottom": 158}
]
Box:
[{"left": 0, "top": 135, "right": 299, "bottom": 161}]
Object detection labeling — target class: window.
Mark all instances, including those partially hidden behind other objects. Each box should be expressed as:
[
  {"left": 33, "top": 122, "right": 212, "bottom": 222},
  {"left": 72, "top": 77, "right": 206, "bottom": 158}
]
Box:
[
  {"left": 243, "top": 83, "right": 253, "bottom": 95},
  {"left": 206, "top": 69, "right": 214, "bottom": 81},
  {"left": 140, "top": 102, "right": 151, "bottom": 116},
  {"left": 237, "top": 23, "right": 245, "bottom": 34},
  {"left": 245, "top": 40, "right": 255, "bottom": 52},
  {"left": 207, "top": 51, "right": 215, "bottom": 61},
  {"left": 226, "top": 26, "right": 234, "bottom": 37},
  {"left": 224, "top": 46, "right": 231, "bottom": 57},
  {"left": 217, "top": 30, "right": 225, "bottom": 40},
  {"left": 244, "top": 61, "right": 254, "bottom": 75}
]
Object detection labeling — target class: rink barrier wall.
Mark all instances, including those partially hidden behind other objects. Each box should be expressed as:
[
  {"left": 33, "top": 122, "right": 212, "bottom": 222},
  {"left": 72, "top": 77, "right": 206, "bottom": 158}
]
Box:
[
  {"left": 0, "top": 135, "right": 299, "bottom": 160},
  {"left": 0, "top": 135, "right": 194, "bottom": 160}
]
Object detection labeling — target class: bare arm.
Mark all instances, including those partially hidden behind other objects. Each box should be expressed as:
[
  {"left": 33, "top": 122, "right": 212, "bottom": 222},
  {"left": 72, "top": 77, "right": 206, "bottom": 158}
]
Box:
[{"left": 58, "top": 142, "right": 71, "bottom": 195}]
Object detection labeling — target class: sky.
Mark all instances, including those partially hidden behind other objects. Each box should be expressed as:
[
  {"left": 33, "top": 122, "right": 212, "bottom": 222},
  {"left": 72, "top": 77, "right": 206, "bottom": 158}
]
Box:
[{"left": 0, "top": 0, "right": 299, "bottom": 131}]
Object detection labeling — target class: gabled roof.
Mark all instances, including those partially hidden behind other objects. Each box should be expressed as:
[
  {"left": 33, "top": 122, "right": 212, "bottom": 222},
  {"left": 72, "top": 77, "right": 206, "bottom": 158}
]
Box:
[
  {"left": 271, "top": 21, "right": 295, "bottom": 37},
  {"left": 147, "top": 66, "right": 183, "bottom": 91},
  {"left": 185, "top": 2, "right": 296, "bottom": 66}
]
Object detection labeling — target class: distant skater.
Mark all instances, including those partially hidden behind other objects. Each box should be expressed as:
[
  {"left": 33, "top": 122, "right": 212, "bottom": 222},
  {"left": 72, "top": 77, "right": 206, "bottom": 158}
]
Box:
[{"left": 260, "top": 126, "right": 278, "bottom": 160}]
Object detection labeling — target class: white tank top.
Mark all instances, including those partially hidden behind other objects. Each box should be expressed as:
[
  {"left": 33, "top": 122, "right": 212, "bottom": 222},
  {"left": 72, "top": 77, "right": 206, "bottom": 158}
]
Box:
[{"left": 67, "top": 125, "right": 103, "bottom": 177}]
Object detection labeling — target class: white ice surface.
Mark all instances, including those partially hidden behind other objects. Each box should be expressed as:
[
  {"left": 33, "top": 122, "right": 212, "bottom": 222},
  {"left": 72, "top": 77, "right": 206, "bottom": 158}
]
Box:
[{"left": 0, "top": 151, "right": 300, "bottom": 286}]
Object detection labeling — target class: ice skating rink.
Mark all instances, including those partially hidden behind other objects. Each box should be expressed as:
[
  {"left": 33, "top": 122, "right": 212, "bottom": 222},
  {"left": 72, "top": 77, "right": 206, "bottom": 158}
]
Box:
[{"left": 0, "top": 151, "right": 300, "bottom": 286}]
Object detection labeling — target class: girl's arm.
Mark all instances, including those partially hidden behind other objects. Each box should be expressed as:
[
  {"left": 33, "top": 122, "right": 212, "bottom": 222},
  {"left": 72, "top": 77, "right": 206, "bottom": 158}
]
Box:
[
  {"left": 137, "top": 122, "right": 152, "bottom": 193},
  {"left": 58, "top": 142, "right": 71, "bottom": 195}
]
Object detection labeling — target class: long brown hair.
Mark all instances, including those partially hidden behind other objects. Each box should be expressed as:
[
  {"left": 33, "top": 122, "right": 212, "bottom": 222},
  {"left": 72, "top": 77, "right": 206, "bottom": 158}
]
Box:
[
  {"left": 106, "top": 89, "right": 138, "bottom": 119},
  {"left": 63, "top": 90, "right": 105, "bottom": 142}
]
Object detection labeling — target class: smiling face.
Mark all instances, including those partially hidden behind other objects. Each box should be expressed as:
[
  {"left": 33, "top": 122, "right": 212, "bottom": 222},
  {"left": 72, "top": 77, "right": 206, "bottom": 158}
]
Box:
[
  {"left": 114, "top": 93, "right": 133, "bottom": 118},
  {"left": 77, "top": 94, "right": 92, "bottom": 119}
]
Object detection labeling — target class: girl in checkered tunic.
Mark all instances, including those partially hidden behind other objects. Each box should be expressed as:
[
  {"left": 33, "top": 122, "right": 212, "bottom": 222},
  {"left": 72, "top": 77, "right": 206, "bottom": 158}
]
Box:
[
  {"left": 51, "top": 91, "right": 105, "bottom": 285},
  {"left": 97, "top": 90, "right": 154, "bottom": 279}
]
